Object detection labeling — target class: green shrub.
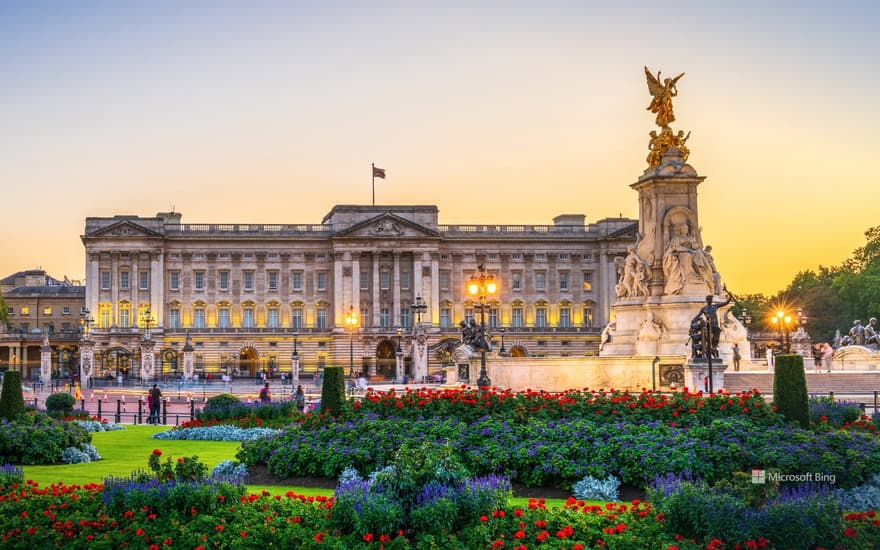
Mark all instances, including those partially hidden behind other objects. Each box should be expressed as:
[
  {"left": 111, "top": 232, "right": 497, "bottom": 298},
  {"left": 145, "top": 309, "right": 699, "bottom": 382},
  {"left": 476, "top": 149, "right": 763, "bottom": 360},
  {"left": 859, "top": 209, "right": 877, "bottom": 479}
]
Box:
[
  {"left": 204, "top": 393, "right": 240, "bottom": 412},
  {"left": 320, "top": 366, "right": 346, "bottom": 416},
  {"left": 0, "top": 411, "right": 91, "bottom": 464},
  {"left": 45, "top": 392, "right": 76, "bottom": 416},
  {"left": 0, "top": 371, "right": 24, "bottom": 421},
  {"left": 774, "top": 354, "right": 810, "bottom": 428}
]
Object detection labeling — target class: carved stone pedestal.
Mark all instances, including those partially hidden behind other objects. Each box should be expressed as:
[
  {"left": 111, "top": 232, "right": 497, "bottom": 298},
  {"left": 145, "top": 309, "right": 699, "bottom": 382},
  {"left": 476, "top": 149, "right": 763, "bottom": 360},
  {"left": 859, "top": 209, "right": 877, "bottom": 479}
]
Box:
[{"left": 683, "top": 361, "right": 728, "bottom": 393}]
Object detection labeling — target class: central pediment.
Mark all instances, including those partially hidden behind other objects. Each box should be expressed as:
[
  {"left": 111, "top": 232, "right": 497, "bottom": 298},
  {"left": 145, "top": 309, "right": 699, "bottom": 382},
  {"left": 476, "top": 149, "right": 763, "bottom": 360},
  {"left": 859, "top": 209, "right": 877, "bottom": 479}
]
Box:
[
  {"left": 332, "top": 213, "right": 440, "bottom": 239},
  {"left": 86, "top": 219, "right": 165, "bottom": 239}
]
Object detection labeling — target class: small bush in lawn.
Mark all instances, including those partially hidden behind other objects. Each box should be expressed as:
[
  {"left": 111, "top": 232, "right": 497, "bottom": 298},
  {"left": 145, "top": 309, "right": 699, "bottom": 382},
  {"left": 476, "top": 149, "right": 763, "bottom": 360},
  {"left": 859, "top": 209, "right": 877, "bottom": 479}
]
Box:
[
  {"left": 139, "top": 449, "right": 208, "bottom": 483},
  {"left": 61, "top": 447, "right": 92, "bottom": 464},
  {"left": 45, "top": 392, "right": 76, "bottom": 417},
  {"left": 572, "top": 474, "right": 621, "bottom": 501},
  {"left": 0, "top": 411, "right": 91, "bottom": 465},
  {"left": 204, "top": 393, "right": 241, "bottom": 411},
  {"left": 211, "top": 459, "right": 248, "bottom": 482}
]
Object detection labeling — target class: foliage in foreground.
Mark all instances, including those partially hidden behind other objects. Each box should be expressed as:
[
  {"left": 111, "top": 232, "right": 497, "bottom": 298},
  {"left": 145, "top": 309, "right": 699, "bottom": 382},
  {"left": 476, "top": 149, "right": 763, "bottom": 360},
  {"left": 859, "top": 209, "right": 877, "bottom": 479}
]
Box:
[{"left": 0, "top": 411, "right": 91, "bottom": 465}]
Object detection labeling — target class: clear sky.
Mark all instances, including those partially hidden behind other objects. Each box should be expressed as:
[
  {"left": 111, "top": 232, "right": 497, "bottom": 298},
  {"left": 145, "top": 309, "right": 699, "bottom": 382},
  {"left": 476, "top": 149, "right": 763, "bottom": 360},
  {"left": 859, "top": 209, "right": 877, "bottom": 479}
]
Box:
[{"left": 2, "top": 0, "right": 877, "bottom": 295}]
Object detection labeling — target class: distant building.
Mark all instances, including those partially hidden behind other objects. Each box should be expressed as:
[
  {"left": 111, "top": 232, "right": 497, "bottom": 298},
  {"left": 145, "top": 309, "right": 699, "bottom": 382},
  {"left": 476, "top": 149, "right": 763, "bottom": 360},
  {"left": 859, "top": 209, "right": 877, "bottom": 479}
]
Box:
[
  {"left": 80, "top": 206, "right": 636, "bottom": 381},
  {"left": 0, "top": 270, "right": 85, "bottom": 379}
]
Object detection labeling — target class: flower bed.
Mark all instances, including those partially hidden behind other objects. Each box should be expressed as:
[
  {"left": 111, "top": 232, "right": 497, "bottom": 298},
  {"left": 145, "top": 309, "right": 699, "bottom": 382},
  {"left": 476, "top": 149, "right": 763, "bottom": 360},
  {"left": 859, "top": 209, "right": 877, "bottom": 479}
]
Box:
[{"left": 237, "top": 415, "right": 880, "bottom": 490}]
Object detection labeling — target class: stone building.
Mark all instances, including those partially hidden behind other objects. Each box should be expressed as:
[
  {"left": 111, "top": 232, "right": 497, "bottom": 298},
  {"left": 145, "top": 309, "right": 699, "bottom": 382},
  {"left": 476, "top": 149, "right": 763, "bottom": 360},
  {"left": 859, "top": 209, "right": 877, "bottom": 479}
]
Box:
[
  {"left": 80, "top": 205, "right": 636, "bottom": 382},
  {"left": 0, "top": 270, "right": 85, "bottom": 380}
]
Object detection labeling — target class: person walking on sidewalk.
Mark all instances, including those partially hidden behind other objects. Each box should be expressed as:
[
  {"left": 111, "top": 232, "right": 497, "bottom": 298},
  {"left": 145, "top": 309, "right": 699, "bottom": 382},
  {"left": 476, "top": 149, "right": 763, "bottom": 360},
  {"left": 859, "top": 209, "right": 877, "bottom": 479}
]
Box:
[{"left": 149, "top": 384, "right": 162, "bottom": 424}]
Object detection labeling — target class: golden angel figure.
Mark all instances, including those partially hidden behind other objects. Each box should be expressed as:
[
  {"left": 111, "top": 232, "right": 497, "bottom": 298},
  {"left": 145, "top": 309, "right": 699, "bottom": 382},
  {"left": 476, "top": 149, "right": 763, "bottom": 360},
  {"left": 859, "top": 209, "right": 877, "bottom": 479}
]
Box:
[{"left": 645, "top": 67, "right": 684, "bottom": 128}]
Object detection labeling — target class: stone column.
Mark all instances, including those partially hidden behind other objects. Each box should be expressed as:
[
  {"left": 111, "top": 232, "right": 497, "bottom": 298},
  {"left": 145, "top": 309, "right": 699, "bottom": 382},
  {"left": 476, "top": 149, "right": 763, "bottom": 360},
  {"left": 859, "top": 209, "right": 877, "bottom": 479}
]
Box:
[
  {"left": 431, "top": 254, "right": 440, "bottom": 326},
  {"left": 140, "top": 337, "right": 156, "bottom": 381},
  {"left": 334, "top": 252, "right": 346, "bottom": 327},
  {"left": 182, "top": 331, "right": 194, "bottom": 380},
  {"left": 392, "top": 252, "right": 401, "bottom": 327},
  {"left": 351, "top": 254, "right": 360, "bottom": 316},
  {"left": 111, "top": 252, "right": 119, "bottom": 327},
  {"left": 372, "top": 252, "right": 381, "bottom": 327},
  {"left": 80, "top": 339, "right": 95, "bottom": 389},
  {"left": 411, "top": 326, "right": 429, "bottom": 382},
  {"left": 151, "top": 251, "right": 164, "bottom": 328},
  {"left": 131, "top": 253, "right": 139, "bottom": 320},
  {"left": 40, "top": 334, "right": 51, "bottom": 383}
]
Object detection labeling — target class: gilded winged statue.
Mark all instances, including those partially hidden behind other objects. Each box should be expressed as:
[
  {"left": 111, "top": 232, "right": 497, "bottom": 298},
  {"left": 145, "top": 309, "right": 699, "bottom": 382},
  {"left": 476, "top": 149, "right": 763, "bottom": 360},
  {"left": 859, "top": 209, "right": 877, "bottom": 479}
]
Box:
[{"left": 645, "top": 67, "right": 684, "bottom": 129}]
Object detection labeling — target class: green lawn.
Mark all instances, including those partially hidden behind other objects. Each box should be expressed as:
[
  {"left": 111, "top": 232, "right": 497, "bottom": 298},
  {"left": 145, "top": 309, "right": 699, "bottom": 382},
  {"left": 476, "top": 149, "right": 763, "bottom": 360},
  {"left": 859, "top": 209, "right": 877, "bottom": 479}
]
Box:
[{"left": 21, "top": 425, "right": 566, "bottom": 506}]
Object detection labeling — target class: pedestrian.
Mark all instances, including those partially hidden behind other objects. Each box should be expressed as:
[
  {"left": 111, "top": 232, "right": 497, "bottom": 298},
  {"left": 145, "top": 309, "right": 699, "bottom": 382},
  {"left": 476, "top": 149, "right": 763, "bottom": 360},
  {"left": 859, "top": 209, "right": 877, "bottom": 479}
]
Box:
[
  {"left": 822, "top": 343, "right": 834, "bottom": 372},
  {"left": 765, "top": 346, "right": 774, "bottom": 370},
  {"left": 149, "top": 384, "right": 162, "bottom": 424},
  {"left": 294, "top": 384, "right": 305, "bottom": 413},
  {"left": 146, "top": 391, "right": 153, "bottom": 424},
  {"left": 259, "top": 382, "right": 271, "bottom": 403}
]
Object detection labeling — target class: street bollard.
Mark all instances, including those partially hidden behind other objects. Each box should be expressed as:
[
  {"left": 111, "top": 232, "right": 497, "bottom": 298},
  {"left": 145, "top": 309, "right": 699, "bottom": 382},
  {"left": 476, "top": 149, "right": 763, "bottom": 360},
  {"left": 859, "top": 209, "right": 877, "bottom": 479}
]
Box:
[
  {"left": 138, "top": 399, "right": 143, "bottom": 424},
  {"left": 190, "top": 399, "right": 195, "bottom": 419},
  {"left": 97, "top": 399, "right": 102, "bottom": 420},
  {"left": 875, "top": 391, "right": 879, "bottom": 415},
  {"left": 115, "top": 400, "right": 121, "bottom": 424}
]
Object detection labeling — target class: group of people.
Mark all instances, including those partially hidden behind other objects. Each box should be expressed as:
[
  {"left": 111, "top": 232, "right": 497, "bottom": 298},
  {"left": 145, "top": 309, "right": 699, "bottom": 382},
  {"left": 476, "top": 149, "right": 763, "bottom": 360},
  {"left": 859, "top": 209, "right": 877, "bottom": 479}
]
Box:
[{"left": 258, "top": 382, "right": 307, "bottom": 413}]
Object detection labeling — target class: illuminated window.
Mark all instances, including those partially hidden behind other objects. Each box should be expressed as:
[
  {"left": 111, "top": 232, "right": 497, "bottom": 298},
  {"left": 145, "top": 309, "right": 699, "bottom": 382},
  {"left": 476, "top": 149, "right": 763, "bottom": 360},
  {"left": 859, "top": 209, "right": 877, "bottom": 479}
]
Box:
[
  {"left": 316, "top": 306, "right": 327, "bottom": 329},
  {"left": 267, "top": 307, "right": 279, "bottom": 328},
  {"left": 535, "top": 307, "right": 547, "bottom": 328},
  {"left": 98, "top": 303, "right": 112, "bottom": 328},
  {"left": 118, "top": 303, "right": 131, "bottom": 328},
  {"left": 168, "top": 308, "right": 180, "bottom": 329},
  {"left": 559, "top": 307, "right": 571, "bottom": 328},
  {"left": 21, "top": 306, "right": 30, "bottom": 316},
  {"left": 511, "top": 307, "right": 523, "bottom": 328},
  {"left": 291, "top": 306, "right": 303, "bottom": 329},
  {"left": 193, "top": 307, "right": 206, "bottom": 329},
  {"left": 218, "top": 307, "right": 230, "bottom": 329},
  {"left": 43, "top": 307, "right": 52, "bottom": 316},
  {"left": 582, "top": 272, "right": 593, "bottom": 291}
]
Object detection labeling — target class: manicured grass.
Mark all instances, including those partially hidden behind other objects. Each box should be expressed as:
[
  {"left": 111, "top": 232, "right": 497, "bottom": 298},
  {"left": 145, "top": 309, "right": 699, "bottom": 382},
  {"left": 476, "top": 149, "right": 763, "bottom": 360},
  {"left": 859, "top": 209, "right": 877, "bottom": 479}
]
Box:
[{"left": 20, "top": 425, "right": 568, "bottom": 506}]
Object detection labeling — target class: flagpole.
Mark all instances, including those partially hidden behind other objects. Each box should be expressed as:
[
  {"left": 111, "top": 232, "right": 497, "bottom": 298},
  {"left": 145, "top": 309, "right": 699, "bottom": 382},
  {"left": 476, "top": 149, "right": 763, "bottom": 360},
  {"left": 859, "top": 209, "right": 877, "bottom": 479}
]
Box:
[{"left": 371, "top": 163, "right": 375, "bottom": 206}]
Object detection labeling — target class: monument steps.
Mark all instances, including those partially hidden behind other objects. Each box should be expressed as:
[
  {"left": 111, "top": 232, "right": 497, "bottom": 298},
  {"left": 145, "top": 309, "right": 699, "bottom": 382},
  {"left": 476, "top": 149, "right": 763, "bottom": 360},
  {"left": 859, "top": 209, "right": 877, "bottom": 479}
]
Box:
[{"left": 724, "top": 371, "right": 880, "bottom": 398}]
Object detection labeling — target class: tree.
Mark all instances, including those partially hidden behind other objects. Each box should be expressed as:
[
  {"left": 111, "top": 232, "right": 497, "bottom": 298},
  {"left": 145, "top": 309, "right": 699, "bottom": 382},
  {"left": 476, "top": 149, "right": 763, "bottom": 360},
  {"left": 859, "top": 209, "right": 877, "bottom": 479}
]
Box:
[{"left": 0, "top": 292, "right": 8, "bottom": 329}]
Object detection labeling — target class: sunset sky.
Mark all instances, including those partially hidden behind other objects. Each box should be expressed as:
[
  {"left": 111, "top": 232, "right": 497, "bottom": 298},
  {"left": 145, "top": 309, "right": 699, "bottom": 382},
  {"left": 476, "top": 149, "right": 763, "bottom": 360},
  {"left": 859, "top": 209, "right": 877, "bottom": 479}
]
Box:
[{"left": 2, "top": 1, "right": 878, "bottom": 295}]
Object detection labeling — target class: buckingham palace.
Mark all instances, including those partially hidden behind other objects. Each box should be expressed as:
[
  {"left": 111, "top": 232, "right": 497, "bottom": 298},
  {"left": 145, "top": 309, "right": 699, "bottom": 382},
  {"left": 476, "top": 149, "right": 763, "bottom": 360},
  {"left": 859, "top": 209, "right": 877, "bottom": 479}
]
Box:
[{"left": 80, "top": 204, "right": 636, "bottom": 382}]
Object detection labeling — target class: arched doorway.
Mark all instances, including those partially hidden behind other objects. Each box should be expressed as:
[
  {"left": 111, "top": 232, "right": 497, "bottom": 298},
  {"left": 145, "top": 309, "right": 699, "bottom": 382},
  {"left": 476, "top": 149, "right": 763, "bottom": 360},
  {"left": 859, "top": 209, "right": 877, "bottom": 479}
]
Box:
[
  {"left": 103, "top": 346, "right": 133, "bottom": 380},
  {"left": 239, "top": 347, "right": 258, "bottom": 378},
  {"left": 375, "top": 340, "right": 396, "bottom": 379},
  {"left": 509, "top": 345, "right": 527, "bottom": 358}
]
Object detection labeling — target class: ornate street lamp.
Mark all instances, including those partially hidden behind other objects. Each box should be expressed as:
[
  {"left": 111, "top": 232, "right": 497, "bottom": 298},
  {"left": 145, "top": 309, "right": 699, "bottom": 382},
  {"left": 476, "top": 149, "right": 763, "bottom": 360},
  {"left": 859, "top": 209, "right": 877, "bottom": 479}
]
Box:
[
  {"left": 140, "top": 307, "right": 155, "bottom": 340},
  {"left": 771, "top": 310, "right": 794, "bottom": 353},
  {"left": 344, "top": 306, "right": 358, "bottom": 377},
  {"left": 466, "top": 264, "right": 498, "bottom": 389},
  {"left": 411, "top": 295, "right": 427, "bottom": 327},
  {"left": 498, "top": 328, "right": 507, "bottom": 357}
]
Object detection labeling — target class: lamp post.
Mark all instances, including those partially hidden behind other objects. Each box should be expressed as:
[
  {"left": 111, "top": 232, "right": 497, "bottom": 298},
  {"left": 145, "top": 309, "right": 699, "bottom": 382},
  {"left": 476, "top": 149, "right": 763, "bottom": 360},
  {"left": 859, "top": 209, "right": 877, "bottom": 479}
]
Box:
[
  {"left": 736, "top": 307, "right": 753, "bottom": 358},
  {"left": 396, "top": 328, "right": 404, "bottom": 380},
  {"left": 411, "top": 295, "right": 427, "bottom": 327},
  {"left": 291, "top": 330, "right": 299, "bottom": 385},
  {"left": 140, "top": 307, "right": 155, "bottom": 340},
  {"left": 771, "top": 310, "right": 795, "bottom": 353},
  {"left": 467, "top": 264, "right": 498, "bottom": 389},
  {"left": 498, "top": 328, "right": 507, "bottom": 357},
  {"left": 344, "top": 306, "right": 358, "bottom": 377},
  {"left": 79, "top": 309, "right": 93, "bottom": 387}
]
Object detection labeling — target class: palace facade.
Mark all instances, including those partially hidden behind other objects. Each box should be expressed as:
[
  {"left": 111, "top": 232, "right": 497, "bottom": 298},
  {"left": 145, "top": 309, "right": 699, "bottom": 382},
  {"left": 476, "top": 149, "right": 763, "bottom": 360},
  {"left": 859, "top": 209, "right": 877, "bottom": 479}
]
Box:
[{"left": 80, "top": 205, "right": 636, "bottom": 381}]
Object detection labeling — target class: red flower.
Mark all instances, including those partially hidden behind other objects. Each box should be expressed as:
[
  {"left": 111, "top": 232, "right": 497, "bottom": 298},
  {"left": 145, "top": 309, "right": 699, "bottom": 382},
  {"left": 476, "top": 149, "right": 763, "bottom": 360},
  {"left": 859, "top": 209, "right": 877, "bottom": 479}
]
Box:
[
  {"left": 480, "top": 515, "right": 488, "bottom": 522},
  {"left": 215, "top": 524, "right": 224, "bottom": 532},
  {"left": 363, "top": 533, "right": 374, "bottom": 542},
  {"left": 152, "top": 449, "right": 162, "bottom": 456},
  {"left": 314, "top": 531, "right": 325, "bottom": 543},
  {"left": 844, "top": 527, "right": 858, "bottom": 538}
]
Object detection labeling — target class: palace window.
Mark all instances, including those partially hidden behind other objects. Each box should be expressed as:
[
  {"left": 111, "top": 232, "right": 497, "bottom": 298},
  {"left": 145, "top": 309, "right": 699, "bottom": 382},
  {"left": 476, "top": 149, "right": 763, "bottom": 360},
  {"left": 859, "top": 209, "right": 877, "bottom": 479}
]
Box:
[
  {"left": 20, "top": 306, "right": 29, "bottom": 316},
  {"left": 583, "top": 272, "right": 593, "bottom": 291},
  {"left": 440, "top": 307, "right": 451, "bottom": 328},
  {"left": 244, "top": 271, "right": 254, "bottom": 291},
  {"left": 242, "top": 307, "right": 255, "bottom": 329},
  {"left": 292, "top": 271, "right": 303, "bottom": 291},
  {"left": 559, "top": 306, "right": 571, "bottom": 328},
  {"left": 218, "top": 307, "right": 230, "bottom": 329},
  {"left": 360, "top": 270, "right": 369, "bottom": 290},
  {"left": 193, "top": 307, "right": 206, "bottom": 329},
  {"left": 380, "top": 270, "right": 390, "bottom": 290},
  {"left": 120, "top": 271, "right": 129, "bottom": 290},
  {"left": 43, "top": 306, "right": 52, "bottom": 316},
  {"left": 535, "top": 306, "right": 547, "bottom": 328},
  {"left": 440, "top": 271, "right": 450, "bottom": 290},
  {"left": 535, "top": 272, "right": 546, "bottom": 291},
  {"left": 219, "top": 271, "right": 230, "bottom": 291},
  {"left": 464, "top": 308, "right": 474, "bottom": 323},
  {"left": 582, "top": 305, "right": 594, "bottom": 327},
  {"left": 268, "top": 271, "right": 279, "bottom": 291},
  {"left": 488, "top": 308, "right": 499, "bottom": 329},
  {"left": 267, "top": 307, "right": 280, "bottom": 328},
  {"left": 101, "top": 271, "right": 111, "bottom": 290},
  {"left": 139, "top": 271, "right": 149, "bottom": 290},
  {"left": 316, "top": 306, "right": 327, "bottom": 329},
  {"left": 512, "top": 272, "right": 522, "bottom": 291},
  {"left": 194, "top": 271, "right": 205, "bottom": 291},
  {"left": 511, "top": 307, "right": 523, "bottom": 328},
  {"left": 316, "top": 271, "right": 327, "bottom": 291},
  {"left": 168, "top": 308, "right": 180, "bottom": 329},
  {"left": 169, "top": 271, "right": 180, "bottom": 291},
  {"left": 400, "top": 308, "right": 411, "bottom": 328},
  {"left": 118, "top": 303, "right": 131, "bottom": 328},
  {"left": 380, "top": 308, "right": 390, "bottom": 329},
  {"left": 291, "top": 306, "right": 304, "bottom": 329},
  {"left": 559, "top": 271, "right": 569, "bottom": 292},
  {"left": 400, "top": 270, "right": 410, "bottom": 290},
  {"left": 99, "top": 303, "right": 111, "bottom": 328},
  {"left": 62, "top": 306, "right": 70, "bottom": 315}
]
